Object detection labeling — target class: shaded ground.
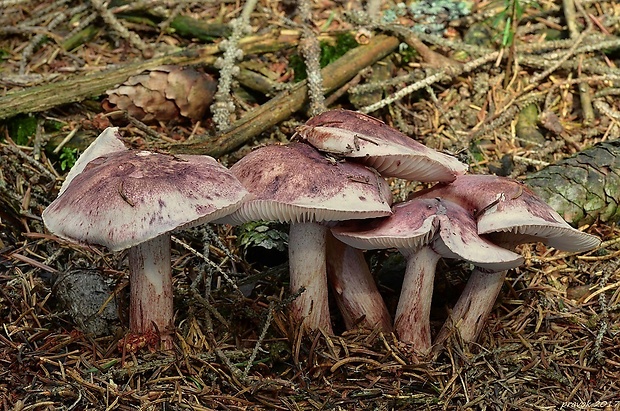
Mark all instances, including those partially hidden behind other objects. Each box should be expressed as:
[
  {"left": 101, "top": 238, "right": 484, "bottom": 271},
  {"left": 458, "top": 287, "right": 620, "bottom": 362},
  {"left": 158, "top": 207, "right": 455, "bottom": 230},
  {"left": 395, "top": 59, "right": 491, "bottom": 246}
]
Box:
[{"left": 1, "top": 0, "right": 620, "bottom": 409}]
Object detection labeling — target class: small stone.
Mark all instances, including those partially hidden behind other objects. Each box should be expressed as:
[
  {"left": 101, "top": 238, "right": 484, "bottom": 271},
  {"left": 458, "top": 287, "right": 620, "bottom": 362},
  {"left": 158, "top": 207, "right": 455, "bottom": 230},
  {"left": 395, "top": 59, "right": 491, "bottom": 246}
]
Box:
[{"left": 55, "top": 269, "right": 120, "bottom": 337}]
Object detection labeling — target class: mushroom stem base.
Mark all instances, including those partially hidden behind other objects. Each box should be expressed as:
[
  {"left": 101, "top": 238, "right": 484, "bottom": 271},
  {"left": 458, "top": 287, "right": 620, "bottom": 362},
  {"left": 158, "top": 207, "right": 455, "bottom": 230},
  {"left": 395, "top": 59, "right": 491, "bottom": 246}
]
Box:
[
  {"left": 394, "top": 246, "right": 440, "bottom": 354},
  {"left": 435, "top": 269, "right": 507, "bottom": 345},
  {"left": 289, "top": 222, "right": 332, "bottom": 333},
  {"left": 326, "top": 234, "right": 392, "bottom": 332},
  {"left": 128, "top": 234, "right": 174, "bottom": 350}
]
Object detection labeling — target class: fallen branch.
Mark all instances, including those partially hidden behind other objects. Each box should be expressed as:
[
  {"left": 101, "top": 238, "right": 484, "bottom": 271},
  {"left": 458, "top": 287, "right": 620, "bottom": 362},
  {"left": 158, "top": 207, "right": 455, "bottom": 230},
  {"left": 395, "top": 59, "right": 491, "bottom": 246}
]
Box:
[{"left": 170, "top": 34, "right": 400, "bottom": 157}]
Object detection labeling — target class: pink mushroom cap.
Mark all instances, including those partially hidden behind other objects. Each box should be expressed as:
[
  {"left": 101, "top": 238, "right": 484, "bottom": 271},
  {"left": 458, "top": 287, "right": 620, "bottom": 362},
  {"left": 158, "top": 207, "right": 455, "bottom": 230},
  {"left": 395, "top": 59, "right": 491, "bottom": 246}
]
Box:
[{"left": 295, "top": 109, "right": 468, "bottom": 182}]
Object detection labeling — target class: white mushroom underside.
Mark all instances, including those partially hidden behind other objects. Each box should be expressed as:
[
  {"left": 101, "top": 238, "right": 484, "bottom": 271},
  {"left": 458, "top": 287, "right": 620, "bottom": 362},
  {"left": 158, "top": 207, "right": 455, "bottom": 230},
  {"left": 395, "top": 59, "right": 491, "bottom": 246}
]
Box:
[
  {"left": 478, "top": 210, "right": 601, "bottom": 252},
  {"left": 364, "top": 155, "right": 459, "bottom": 181},
  {"left": 226, "top": 198, "right": 392, "bottom": 225},
  {"left": 46, "top": 192, "right": 248, "bottom": 252},
  {"left": 487, "top": 225, "right": 601, "bottom": 252},
  {"left": 431, "top": 213, "right": 524, "bottom": 270},
  {"left": 431, "top": 237, "right": 523, "bottom": 271},
  {"left": 332, "top": 217, "right": 437, "bottom": 250}
]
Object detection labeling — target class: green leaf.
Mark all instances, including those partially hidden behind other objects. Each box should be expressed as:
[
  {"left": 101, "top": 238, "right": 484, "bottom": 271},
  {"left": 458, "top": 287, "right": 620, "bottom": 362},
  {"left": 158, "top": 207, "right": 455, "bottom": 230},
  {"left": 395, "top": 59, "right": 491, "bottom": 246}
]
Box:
[
  {"left": 492, "top": 9, "right": 508, "bottom": 27},
  {"left": 237, "top": 221, "right": 288, "bottom": 253},
  {"left": 514, "top": 0, "right": 526, "bottom": 20},
  {"left": 501, "top": 17, "right": 513, "bottom": 47},
  {"left": 59, "top": 147, "right": 78, "bottom": 171}
]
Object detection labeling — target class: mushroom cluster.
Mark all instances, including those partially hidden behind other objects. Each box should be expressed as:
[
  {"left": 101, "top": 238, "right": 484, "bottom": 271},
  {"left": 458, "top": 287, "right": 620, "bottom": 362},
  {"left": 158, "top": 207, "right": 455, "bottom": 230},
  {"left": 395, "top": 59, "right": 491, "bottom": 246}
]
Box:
[
  {"left": 43, "top": 110, "right": 600, "bottom": 353},
  {"left": 296, "top": 109, "right": 600, "bottom": 354},
  {"left": 332, "top": 195, "right": 524, "bottom": 350}
]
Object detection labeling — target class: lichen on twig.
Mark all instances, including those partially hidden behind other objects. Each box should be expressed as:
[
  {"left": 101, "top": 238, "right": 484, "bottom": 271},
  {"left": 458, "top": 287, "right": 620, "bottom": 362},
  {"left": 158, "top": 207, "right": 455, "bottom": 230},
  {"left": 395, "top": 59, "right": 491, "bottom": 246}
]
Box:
[
  {"left": 211, "top": 0, "right": 258, "bottom": 132},
  {"left": 359, "top": 52, "right": 500, "bottom": 114},
  {"left": 298, "top": 0, "right": 326, "bottom": 116}
]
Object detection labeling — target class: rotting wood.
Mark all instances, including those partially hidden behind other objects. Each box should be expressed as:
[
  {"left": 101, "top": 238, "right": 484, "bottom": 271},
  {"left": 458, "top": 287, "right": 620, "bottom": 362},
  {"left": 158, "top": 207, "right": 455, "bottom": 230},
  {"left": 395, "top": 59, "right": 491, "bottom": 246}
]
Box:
[{"left": 169, "top": 34, "right": 401, "bottom": 157}]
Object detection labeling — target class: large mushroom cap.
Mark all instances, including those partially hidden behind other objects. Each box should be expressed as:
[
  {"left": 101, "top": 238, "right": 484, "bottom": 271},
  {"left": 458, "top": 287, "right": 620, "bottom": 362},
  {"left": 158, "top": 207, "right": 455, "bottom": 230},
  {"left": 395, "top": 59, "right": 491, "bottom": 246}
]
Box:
[
  {"left": 295, "top": 109, "right": 468, "bottom": 182},
  {"left": 225, "top": 142, "right": 393, "bottom": 224},
  {"left": 414, "top": 175, "right": 601, "bottom": 252},
  {"left": 332, "top": 197, "right": 524, "bottom": 271},
  {"left": 43, "top": 149, "right": 251, "bottom": 252}
]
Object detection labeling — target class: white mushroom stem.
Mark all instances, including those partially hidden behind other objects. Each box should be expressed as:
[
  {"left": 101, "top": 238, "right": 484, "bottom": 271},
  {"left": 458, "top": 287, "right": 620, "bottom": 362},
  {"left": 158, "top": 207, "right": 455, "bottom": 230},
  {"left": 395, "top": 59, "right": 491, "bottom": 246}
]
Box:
[
  {"left": 394, "top": 246, "right": 441, "bottom": 354},
  {"left": 434, "top": 269, "right": 507, "bottom": 346},
  {"left": 128, "top": 234, "right": 174, "bottom": 349},
  {"left": 326, "top": 234, "right": 392, "bottom": 332},
  {"left": 288, "top": 222, "right": 332, "bottom": 333}
]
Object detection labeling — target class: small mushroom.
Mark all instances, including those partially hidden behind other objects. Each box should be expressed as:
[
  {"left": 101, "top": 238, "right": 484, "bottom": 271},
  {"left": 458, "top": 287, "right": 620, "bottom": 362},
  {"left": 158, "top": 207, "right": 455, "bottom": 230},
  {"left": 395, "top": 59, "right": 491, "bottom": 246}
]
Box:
[
  {"left": 332, "top": 197, "right": 523, "bottom": 353},
  {"left": 295, "top": 109, "right": 468, "bottom": 181},
  {"left": 416, "top": 175, "right": 601, "bottom": 345},
  {"left": 220, "top": 142, "right": 393, "bottom": 333},
  {"left": 43, "top": 128, "right": 250, "bottom": 349}
]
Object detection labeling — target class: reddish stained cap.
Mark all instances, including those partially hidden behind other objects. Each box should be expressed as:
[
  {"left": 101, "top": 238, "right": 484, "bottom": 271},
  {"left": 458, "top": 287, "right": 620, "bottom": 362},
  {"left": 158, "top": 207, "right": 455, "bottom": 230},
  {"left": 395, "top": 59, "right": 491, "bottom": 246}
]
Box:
[
  {"left": 413, "top": 174, "right": 601, "bottom": 252},
  {"left": 332, "top": 197, "right": 524, "bottom": 271},
  {"left": 43, "top": 149, "right": 251, "bottom": 252},
  {"left": 225, "top": 142, "right": 393, "bottom": 224},
  {"left": 296, "top": 109, "right": 468, "bottom": 182}
]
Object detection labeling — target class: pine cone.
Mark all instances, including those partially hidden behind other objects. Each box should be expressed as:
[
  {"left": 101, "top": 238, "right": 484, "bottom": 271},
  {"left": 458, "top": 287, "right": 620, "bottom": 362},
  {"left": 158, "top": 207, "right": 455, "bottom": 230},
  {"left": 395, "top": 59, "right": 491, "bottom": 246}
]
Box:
[
  {"left": 525, "top": 139, "right": 620, "bottom": 227},
  {"left": 102, "top": 65, "right": 216, "bottom": 123}
]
